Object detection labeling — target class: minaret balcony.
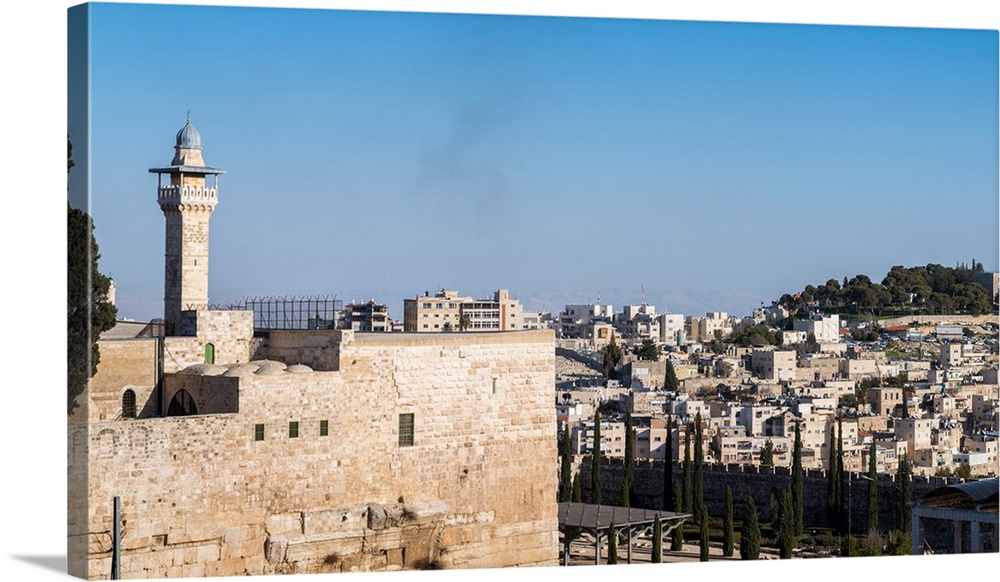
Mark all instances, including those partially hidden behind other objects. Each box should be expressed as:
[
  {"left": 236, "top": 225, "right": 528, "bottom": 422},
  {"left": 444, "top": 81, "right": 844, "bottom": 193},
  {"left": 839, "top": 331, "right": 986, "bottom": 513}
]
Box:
[{"left": 157, "top": 184, "right": 218, "bottom": 208}]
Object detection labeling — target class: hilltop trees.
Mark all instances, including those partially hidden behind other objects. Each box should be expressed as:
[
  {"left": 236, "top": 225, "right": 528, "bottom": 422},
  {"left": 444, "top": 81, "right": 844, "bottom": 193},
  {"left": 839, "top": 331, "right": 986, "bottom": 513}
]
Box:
[{"left": 781, "top": 264, "right": 993, "bottom": 317}]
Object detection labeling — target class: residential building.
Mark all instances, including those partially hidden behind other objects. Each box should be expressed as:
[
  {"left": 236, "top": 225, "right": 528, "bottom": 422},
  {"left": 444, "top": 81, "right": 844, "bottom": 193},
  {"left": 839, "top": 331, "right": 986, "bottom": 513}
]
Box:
[{"left": 403, "top": 288, "right": 528, "bottom": 332}]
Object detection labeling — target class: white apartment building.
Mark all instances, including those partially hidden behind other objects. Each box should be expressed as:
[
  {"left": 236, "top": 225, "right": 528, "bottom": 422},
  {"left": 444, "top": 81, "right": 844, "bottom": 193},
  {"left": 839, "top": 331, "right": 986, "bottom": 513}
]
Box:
[
  {"left": 793, "top": 313, "right": 841, "bottom": 343},
  {"left": 557, "top": 303, "right": 615, "bottom": 338},
  {"left": 751, "top": 348, "right": 797, "bottom": 381},
  {"left": 403, "top": 288, "right": 529, "bottom": 332},
  {"left": 658, "top": 313, "right": 685, "bottom": 345}
]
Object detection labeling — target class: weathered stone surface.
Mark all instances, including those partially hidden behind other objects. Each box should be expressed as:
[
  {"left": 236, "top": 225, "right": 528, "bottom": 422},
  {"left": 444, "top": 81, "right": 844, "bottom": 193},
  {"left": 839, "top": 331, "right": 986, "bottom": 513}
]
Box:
[{"left": 71, "top": 330, "right": 559, "bottom": 579}]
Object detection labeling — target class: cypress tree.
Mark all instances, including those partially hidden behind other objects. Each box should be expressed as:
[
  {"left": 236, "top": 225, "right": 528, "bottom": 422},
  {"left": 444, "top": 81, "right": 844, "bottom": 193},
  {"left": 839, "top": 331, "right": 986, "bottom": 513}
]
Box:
[
  {"left": 592, "top": 410, "right": 602, "bottom": 504},
  {"left": 621, "top": 414, "right": 635, "bottom": 507},
  {"left": 670, "top": 479, "right": 684, "bottom": 551},
  {"left": 792, "top": 418, "right": 804, "bottom": 536},
  {"left": 607, "top": 522, "right": 618, "bottom": 564},
  {"left": 723, "top": 486, "right": 734, "bottom": 557},
  {"left": 740, "top": 494, "right": 760, "bottom": 560},
  {"left": 572, "top": 471, "right": 582, "bottom": 503},
  {"left": 682, "top": 424, "right": 692, "bottom": 513},
  {"left": 777, "top": 489, "right": 795, "bottom": 559},
  {"left": 651, "top": 513, "right": 663, "bottom": 563},
  {"left": 836, "top": 416, "right": 846, "bottom": 534},
  {"left": 664, "top": 413, "right": 675, "bottom": 511},
  {"left": 867, "top": 438, "right": 878, "bottom": 532},
  {"left": 559, "top": 426, "right": 573, "bottom": 502},
  {"left": 699, "top": 512, "right": 710, "bottom": 561},
  {"left": 693, "top": 411, "right": 705, "bottom": 523},
  {"left": 664, "top": 359, "right": 679, "bottom": 392},
  {"left": 895, "top": 455, "right": 912, "bottom": 535},
  {"left": 826, "top": 420, "right": 840, "bottom": 529}
]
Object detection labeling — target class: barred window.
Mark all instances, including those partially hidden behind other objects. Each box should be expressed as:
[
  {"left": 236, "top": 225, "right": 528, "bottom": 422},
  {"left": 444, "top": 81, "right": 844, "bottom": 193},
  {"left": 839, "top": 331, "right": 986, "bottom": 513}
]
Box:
[
  {"left": 254, "top": 424, "right": 265, "bottom": 441},
  {"left": 319, "top": 420, "right": 329, "bottom": 436},
  {"left": 122, "top": 389, "right": 136, "bottom": 419},
  {"left": 289, "top": 421, "right": 299, "bottom": 438},
  {"left": 398, "top": 413, "right": 415, "bottom": 447}
]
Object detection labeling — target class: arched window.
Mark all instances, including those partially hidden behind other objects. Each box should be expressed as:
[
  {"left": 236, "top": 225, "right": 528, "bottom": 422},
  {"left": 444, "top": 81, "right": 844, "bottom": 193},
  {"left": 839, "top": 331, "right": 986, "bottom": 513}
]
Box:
[
  {"left": 168, "top": 389, "right": 198, "bottom": 416},
  {"left": 122, "top": 389, "right": 136, "bottom": 419},
  {"left": 205, "top": 343, "right": 215, "bottom": 364}
]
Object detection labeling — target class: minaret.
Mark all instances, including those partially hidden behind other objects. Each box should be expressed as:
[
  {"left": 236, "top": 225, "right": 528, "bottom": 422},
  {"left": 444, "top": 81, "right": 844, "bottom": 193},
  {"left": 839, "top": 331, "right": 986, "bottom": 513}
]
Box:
[{"left": 149, "top": 115, "right": 225, "bottom": 333}]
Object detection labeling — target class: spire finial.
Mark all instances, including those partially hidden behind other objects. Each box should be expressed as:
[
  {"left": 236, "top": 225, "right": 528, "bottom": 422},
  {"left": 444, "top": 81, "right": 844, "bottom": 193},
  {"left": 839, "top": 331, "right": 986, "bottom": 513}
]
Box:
[{"left": 186, "top": 110, "right": 191, "bottom": 124}]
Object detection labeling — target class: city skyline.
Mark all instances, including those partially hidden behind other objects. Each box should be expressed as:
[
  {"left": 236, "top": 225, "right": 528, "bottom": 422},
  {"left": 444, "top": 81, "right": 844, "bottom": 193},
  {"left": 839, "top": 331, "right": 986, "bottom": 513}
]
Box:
[{"left": 69, "top": 2, "right": 999, "bottom": 323}]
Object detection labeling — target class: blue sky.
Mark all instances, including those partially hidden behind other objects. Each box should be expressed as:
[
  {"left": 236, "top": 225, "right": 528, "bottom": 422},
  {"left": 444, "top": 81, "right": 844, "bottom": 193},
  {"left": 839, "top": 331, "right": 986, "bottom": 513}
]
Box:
[{"left": 70, "top": 2, "right": 999, "bottom": 322}]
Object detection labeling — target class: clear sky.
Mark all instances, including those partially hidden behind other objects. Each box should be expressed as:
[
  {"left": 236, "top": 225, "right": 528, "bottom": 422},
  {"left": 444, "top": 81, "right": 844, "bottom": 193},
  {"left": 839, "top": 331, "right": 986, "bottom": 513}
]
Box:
[{"left": 71, "top": 1, "right": 998, "bottom": 322}]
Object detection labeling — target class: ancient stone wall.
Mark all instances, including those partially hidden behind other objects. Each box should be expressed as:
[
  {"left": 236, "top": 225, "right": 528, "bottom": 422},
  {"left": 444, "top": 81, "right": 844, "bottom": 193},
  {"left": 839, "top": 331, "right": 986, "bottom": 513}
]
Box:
[
  {"left": 70, "top": 331, "right": 559, "bottom": 579},
  {"left": 84, "top": 338, "right": 159, "bottom": 423}
]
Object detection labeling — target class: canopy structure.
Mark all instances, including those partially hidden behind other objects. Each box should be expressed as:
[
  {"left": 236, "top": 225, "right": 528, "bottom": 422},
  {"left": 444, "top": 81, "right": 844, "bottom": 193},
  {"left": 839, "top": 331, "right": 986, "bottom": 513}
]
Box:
[
  {"left": 912, "top": 477, "right": 999, "bottom": 554},
  {"left": 558, "top": 502, "right": 690, "bottom": 565}
]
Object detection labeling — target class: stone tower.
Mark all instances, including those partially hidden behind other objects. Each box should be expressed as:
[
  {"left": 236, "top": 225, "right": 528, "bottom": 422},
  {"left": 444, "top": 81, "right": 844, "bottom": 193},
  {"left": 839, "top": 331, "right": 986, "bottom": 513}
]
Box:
[{"left": 149, "top": 116, "right": 225, "bottom": 333}]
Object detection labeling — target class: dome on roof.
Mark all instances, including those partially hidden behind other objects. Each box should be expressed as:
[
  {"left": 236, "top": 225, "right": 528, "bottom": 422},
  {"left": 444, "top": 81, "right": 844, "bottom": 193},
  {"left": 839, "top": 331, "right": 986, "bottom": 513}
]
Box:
[{"left": 175, "top": 120, "right": 202, "bottom": 149}]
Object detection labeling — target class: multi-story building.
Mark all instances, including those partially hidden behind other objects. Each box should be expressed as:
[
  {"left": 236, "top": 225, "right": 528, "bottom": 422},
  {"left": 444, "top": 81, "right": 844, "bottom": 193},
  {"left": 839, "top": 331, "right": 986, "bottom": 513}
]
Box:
[
  {"left": 403, "top": 289, "right": 527, "bottom": 332},
  {"left": 658, "top": 313, "right": 685, "bottom": 345},
  {"left": 343, "top": 300, "right": 390, "bottom": 332},
  {"left": 751, "top": 348, "right": 796, "bottom": 381},
  {"left": 793, "top": 313, "right": 841, "bottom": 343},
  {"left": 556, "top": 303, "right": 614, "bottom": 338}
]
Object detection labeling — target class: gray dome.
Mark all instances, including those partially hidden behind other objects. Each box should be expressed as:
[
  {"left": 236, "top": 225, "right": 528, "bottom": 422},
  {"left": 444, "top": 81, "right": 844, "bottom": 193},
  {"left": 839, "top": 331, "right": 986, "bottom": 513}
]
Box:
[{"left": 175, "top": 120, "right": 202, "bottom": 149}]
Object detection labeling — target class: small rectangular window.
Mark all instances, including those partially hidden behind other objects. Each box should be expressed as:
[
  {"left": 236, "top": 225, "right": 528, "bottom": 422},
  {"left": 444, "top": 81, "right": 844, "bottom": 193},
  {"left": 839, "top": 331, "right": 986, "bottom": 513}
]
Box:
[
  {"left": 320, "top": 420, "right": 329, "bottom": 436},
  {"left": 289, "top": 421, "right": 299, "bottom": 438},
  {"left": 399, "top": 413, "right": 415, "bottom": 447},
  {"left": 254, "top": 424, "right": 265, "bottom": 441}
]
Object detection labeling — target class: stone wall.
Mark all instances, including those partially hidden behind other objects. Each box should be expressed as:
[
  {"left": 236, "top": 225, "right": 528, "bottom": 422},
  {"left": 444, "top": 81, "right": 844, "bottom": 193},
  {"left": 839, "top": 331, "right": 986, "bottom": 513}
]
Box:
[
  {"left": 83, "top": 338, "right": 159, "bottom": 423},
  {"left": 70, "top": 330, "right": 559, "bottom": 579}
]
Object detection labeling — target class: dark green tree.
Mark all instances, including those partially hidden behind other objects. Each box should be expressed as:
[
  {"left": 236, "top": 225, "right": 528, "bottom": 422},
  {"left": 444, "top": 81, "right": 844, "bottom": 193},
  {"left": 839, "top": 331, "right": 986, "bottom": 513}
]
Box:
[
  {"left": 591, "top": 410, "right": 602, "bottom": 504},
  {"left": 602, "top": 338, "right": 623, "bottom": 379},
  {"left": 670, "top": 479, "right": 684, "bottom": 551},
  {"left": 607, "top": 522, "right": 618, "bottom": 564},
  {"left": 895, "top": 455, "right": 912, "bottom": 537},
  {"left": 559, "top": 426, "right": 573, "bottom": 502},
  {"left": 739, "top": 494, "right": 761, "bottom": 560},
  {"left": 664, "top": 360, "right": 679, "bottom": 392},
  {"left": 663, "top": 413, "right": 675, "bottom": 511},
  {"left": 776, "top": 489, "right": 796, "bottom": 559},
  {"left": 699, "top": 512, "right": 710, "bottom": 561},
  {"left": 68, "top": 193, "right": 118, "bottom": 416},
  {"left": 572, "top": 471, "right": 582, "bottom": 502},
  {"left": 836, "top": 416, "right": 846, "bottom": 534},
  {"left": 723, "top": 486, "right": 734, "bottom": 557},
  {"left": 867, "top": 439, "right": 878, "bottom": 532},
  {"left": 693, "top": 411, "right": 705, "bottom": 522},
  {"left": 792, "top": 419, "right": 804, "bottom": 536},
  {"left": 621, "top": 414, "right": 635, "bottom": 507},
  {"left": 826, "top": 423, "right": 841, "bottom": 529},
  {"left": 633, "top": 338, "right": 659, "bottom": 361},
  {"left": 651, "top": 513, "right": 663, "bottom": 563},
  {"left": 760, "top": 439, "right": 775, "bottom": 466},
  {"left": 682, "top": 426, "right": 693, "bottom": 513}
]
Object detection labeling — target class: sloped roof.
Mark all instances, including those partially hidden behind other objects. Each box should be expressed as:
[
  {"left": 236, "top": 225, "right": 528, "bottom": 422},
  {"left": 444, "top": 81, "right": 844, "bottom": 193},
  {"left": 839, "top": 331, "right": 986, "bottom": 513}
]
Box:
[{"left": 919, "top": 477, "right": 998, "bottom": 510}]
